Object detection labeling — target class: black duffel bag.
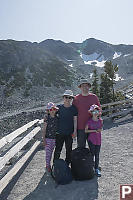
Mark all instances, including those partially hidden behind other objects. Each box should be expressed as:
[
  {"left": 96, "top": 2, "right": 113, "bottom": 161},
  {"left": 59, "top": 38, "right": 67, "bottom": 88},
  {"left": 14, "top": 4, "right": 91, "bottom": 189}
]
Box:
[
  {"left": 51, "top": 159, "right": 73, "bottom": 185},
  {"left": 71, "top": 148, "right": 94, "bottom": 180}
]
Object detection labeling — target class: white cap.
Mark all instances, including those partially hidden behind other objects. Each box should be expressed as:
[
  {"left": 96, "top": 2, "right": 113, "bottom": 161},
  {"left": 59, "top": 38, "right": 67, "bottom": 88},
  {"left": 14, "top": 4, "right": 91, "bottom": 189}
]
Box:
[
  {"left": 63, "top": 90, "right": 74, "bottom": 97},
  {"left": 78, "top": 79, "right": 91, "bottom": 88}
]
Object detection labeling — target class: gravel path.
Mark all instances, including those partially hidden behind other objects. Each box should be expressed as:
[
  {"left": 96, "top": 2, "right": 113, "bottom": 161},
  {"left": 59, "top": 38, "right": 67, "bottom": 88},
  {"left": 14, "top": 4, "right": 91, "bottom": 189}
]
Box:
[{"left": 1, "top": 114, "right": 133, "bottom": 200}]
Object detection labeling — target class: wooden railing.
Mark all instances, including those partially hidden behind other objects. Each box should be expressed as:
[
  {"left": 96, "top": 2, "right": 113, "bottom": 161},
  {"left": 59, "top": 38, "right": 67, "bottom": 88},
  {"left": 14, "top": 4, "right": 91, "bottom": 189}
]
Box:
[
  {"left": 0, "top": 119, "right": 43, "bottom": 194},
  {"left": 0, "top": 99, "right": 133, "bottom": 194},
  {"left": 101, "top": 99, "right": 133, "bottom": 120}
]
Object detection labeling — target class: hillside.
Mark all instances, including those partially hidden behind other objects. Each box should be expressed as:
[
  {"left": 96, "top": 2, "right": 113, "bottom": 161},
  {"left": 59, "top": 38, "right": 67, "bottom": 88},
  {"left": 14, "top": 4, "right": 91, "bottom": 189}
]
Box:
[
  {"left": 0, "top": 40, "right": 75, "bottom": 103},
  {"left": 0, "top": 38, "right": 133, "bottom": 111}
]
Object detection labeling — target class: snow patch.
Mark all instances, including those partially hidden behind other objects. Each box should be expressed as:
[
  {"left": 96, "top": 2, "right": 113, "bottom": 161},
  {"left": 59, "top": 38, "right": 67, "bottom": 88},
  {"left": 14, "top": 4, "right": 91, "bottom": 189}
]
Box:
[
  {"left": 124, "top": 54, "right": 131, "bottom": 57},
  {"left": 113, "top": 52, "right": 121, "bottom": 59},
  {"left": 69, "top": 64, "right": 73, "bottom": 67},
  {"left": 84, "top": 60, "right": 106, "bottom": 67},
  {"left": 80, "top": 53, "right": 106, "bottom": 67},
  {"left": 90, "top": 73, "right": 93, "bottom": 79},
  {"left": 115, "top": 74, "right": 124, "bottom": 81},
  {"left": 66, "top": 59, "right": 75, "bottom": 61}
]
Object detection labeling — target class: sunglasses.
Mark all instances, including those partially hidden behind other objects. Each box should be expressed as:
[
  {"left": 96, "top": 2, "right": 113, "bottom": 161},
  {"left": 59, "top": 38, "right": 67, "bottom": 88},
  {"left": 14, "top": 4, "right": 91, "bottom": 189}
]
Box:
[
  {"left": 64, "top": 96, "right": 73, "bottom": 99},
  {"left": 49, "top": 107, "right": 57, "bottom": 111},
  {"left": 92, "top": 110, "right": 99, "bottom": 114}
]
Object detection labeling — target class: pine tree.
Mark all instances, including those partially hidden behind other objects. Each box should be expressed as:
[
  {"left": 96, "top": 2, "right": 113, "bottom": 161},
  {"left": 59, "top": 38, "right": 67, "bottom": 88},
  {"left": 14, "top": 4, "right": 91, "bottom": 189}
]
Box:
[
  {"left": 99, "top": 73, "right": 112, "bottom": 104},
  {"left": 91, "top": 68, "right": 100, "bottom": 97},
  {"left": 104, "top": 61, "right": 118, "bottom": 102}
]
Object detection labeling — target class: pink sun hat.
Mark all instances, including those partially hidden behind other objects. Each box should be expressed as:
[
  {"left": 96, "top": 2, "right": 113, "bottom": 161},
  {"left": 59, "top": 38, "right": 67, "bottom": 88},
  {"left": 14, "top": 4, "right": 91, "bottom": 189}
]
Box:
[
  {"left": 46, "top": 102, "right": 59, "bottom": 110},
  {"left": 88, "top": 104, "right": 102, "bottom": 115}
]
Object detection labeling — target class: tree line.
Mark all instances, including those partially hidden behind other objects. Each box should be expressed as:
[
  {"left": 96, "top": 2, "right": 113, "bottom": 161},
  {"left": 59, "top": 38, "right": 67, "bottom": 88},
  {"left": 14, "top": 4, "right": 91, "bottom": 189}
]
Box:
[{"left": 91, "top": 61, "right": 125, "bottom": 104}]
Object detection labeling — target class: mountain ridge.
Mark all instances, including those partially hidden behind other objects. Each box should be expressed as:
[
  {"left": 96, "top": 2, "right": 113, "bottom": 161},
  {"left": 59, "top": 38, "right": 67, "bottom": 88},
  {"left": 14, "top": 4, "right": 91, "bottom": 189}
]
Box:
[{"left": 0, "top": 37, "right": 133, "bottom": 107}]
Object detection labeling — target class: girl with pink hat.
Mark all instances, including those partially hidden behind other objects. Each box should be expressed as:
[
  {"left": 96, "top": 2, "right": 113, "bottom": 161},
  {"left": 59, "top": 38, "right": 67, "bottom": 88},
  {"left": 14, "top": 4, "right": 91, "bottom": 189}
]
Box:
[
  {"left": 85, "top": 104, "right": 103, "bottom": 177},
  {"left": 42, "top": 102, "right": 59, "bottom": 173}
]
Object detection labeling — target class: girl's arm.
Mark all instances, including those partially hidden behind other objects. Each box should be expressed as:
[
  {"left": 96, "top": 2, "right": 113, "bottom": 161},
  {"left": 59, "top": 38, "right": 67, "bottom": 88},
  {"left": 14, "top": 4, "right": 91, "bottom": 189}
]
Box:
[
  {"left": 96, "top": 119, "right": 103, "bottom": 132},
  {"left": 72, "top": 116, "right": 77, "bottom": 138},
  {"left": 85, "top": 124, "right": 98, "bottom": 133},
  {"left": 42, "top": 118, "right": 47, "bottom": 147}
]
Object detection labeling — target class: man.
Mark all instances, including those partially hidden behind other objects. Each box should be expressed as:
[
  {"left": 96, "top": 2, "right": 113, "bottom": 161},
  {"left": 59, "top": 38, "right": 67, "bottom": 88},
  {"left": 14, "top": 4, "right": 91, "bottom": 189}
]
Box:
[{"left": 73, "top": 79, "right": 101, "bottom": 148}]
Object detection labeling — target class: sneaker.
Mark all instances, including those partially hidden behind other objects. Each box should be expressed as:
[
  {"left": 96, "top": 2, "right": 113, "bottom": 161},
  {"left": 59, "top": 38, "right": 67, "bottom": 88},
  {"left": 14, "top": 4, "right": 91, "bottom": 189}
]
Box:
[
  {"left": 95, "top": 168, "right": 101, "bottom": 177},
  {"left": 98, "top": 166, "right": 101, "bottom": 171}
]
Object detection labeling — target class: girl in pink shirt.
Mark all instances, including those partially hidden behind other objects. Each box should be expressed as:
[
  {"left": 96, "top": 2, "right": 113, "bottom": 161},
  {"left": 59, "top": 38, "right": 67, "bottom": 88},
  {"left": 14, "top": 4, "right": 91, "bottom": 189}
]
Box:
[{"left": 85, "top": 104, "right": 103, "bottom": 177}]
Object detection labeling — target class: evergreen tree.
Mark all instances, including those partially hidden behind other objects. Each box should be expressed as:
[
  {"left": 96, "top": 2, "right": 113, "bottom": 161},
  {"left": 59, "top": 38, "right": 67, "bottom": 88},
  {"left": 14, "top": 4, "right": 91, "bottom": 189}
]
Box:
[
  {"left": 99, "top": 73, "right": 112, "bottom": 104},
  {"left": 104, "top": 61, "right": 118, "bottom": 101},
  {"left": 91, "top": 68, "right": 100, "bottom": 97}
]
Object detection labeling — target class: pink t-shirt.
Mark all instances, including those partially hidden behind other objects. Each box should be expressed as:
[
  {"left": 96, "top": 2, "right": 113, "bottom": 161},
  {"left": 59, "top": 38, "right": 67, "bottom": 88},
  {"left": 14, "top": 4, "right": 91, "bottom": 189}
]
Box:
[
  {"left": 73, "top": 93, "right": 101, "bottom": 130},
  {"left": 87, "top": 118, "right": 103, "bottom": 145}
]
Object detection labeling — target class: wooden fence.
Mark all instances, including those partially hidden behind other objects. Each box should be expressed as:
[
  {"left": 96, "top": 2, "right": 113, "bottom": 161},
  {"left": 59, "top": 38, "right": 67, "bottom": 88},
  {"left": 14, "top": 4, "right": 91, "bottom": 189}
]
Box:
[
  {"left": 0, "top": 99, "right": 133, "bottom": 194},
  {"left": 101, "top": 99, "right": 133, "bottom": 120},
  {"left": 0, "top": 119, "right": 43, "bottom": 194}
]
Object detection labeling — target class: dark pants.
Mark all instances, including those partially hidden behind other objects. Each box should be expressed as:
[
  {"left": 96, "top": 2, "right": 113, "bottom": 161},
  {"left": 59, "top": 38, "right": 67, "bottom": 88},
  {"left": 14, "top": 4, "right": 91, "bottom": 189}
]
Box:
[
  {"left": 77, "top": 129, "right": 88, "bottom": 148},
  {"left": 53, "top": 134, "right": 73, "bottom": 164},
  {"left": 88, "top": 141, "right": 101, "bottom": 169}
]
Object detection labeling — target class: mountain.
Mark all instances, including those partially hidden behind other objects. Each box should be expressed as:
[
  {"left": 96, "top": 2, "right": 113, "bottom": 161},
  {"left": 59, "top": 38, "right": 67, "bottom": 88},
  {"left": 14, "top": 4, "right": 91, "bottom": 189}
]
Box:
[
  {"left": 39, "top": 39, "right": 79, "bottom": 61},
  {"left": 0, "top": 38, "right": 133, "bottom": 106},
  {"left": 78, "top": 38, "right": 133, "bottom": 58},
  {"left": 68, "top": 38, "right": 133, "bottom": 85},
  {"left": 0, "top": 40, "right": 75, "bottom": 101}
]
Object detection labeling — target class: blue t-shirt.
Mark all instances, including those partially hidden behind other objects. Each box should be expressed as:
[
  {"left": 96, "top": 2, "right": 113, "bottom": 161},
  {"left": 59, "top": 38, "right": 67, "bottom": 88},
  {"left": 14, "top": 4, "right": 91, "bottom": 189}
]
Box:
[{"left": 57, "top": 104, "right": 78, "bottom": 135}]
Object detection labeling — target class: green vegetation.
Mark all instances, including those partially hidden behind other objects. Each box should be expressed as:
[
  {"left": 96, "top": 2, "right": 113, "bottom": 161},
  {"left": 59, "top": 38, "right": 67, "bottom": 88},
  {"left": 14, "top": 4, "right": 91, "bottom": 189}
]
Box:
[
  {"left": 0, "top": 53, "right": 74, "bottom": 97},
  {"left": 91, "top": 68, "right": 100, "bottom": 98},
  {"left": 91, "top": 61, "right": 125, "bottom": 104},
  {"left": 104, "top": 61, "right": 118, "bottom": 102},
  {"left": 99, "top": 73, "right": 113, "bottom": 104},
  {"left": 30, "top": 58, "right": 73, "bottom": 88}
]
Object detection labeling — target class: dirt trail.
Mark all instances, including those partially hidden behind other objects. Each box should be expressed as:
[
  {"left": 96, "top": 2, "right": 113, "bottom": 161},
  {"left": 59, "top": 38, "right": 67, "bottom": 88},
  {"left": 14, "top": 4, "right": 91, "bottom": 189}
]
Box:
[{"left": 1, "top": 114, "right": 133, "bottom": 200}]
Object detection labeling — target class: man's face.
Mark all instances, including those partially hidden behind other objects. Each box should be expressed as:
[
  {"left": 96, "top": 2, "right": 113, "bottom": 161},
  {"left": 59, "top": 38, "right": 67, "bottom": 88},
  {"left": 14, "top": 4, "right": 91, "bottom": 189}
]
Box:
[
  {"left": 80, "top": 83, "right": 90, "bottom": 93},
  {"left": 63, "top": 96, "right": 73, "bottom": 103}
]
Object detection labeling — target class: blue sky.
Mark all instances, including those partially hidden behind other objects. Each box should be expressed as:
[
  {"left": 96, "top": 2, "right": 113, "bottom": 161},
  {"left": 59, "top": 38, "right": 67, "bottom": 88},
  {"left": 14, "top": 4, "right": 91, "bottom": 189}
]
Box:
[{"left": 0, "top": 0, "right": 133, "bottom": 44}]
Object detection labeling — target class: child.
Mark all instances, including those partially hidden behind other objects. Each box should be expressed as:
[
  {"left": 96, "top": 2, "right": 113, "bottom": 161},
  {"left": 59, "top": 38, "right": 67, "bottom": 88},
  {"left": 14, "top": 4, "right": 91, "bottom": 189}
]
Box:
[
  {"left": 42, "top": 102, "right": 59, "bottom": 173},
  {"left": 85, "top": 104, "right": 103, "bottom": 177}
]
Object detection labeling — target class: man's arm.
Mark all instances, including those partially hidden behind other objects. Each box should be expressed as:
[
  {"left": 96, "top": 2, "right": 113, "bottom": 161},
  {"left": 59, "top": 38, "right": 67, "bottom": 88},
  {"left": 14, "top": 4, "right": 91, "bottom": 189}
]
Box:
[{"left": 72, "top": 116, "right": 77, "bottom": 138}]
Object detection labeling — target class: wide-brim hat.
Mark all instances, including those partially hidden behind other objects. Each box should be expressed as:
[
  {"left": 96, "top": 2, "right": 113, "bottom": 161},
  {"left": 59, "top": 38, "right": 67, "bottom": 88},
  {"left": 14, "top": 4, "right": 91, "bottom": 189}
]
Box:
[
  {"left": 88, "top": 104, "right": 102, "bottom": 116},
  {"left": 46, "top": 102, "right": 59, "bottom": 110},
  {"left": 89, "top": 104, "right": 100, "bottom": 112},
  {"left": 63, "top": 90, "right": 74, "bottom": 98},
  {"left": 78, "top": 79, "right": 91, "bottom": 88}
]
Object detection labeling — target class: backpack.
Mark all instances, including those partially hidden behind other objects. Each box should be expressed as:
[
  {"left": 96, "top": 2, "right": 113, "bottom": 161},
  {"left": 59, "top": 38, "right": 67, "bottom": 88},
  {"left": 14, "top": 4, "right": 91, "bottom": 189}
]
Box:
[
  {"left": 51, "top": 159, "right": 73, "bottom": 185},
  {"left": 71, "top": 148, "right": 94, "bottom": 180}
]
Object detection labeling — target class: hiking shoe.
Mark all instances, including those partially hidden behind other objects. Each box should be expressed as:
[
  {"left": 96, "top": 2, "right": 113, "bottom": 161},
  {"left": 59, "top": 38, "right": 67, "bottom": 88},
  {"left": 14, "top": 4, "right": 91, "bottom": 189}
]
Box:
[
  {"left": 95, "top": 168, "right": 101, "bottom": 177},
  {"left": 98, "top": 166, "right": 101, "bottom": 171}
]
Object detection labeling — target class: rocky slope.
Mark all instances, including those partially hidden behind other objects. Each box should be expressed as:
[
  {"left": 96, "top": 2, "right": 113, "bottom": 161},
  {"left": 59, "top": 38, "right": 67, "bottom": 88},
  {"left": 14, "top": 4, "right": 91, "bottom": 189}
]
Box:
[{"left": 0, "top": 38, "right": 133, "bottom": 113}]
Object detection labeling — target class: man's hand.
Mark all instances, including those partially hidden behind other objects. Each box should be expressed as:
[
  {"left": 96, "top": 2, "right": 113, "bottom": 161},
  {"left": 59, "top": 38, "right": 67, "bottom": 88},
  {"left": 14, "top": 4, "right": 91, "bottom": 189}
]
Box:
[{"left": 72, "top": 131, "right": 77, "bottom": 138}]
